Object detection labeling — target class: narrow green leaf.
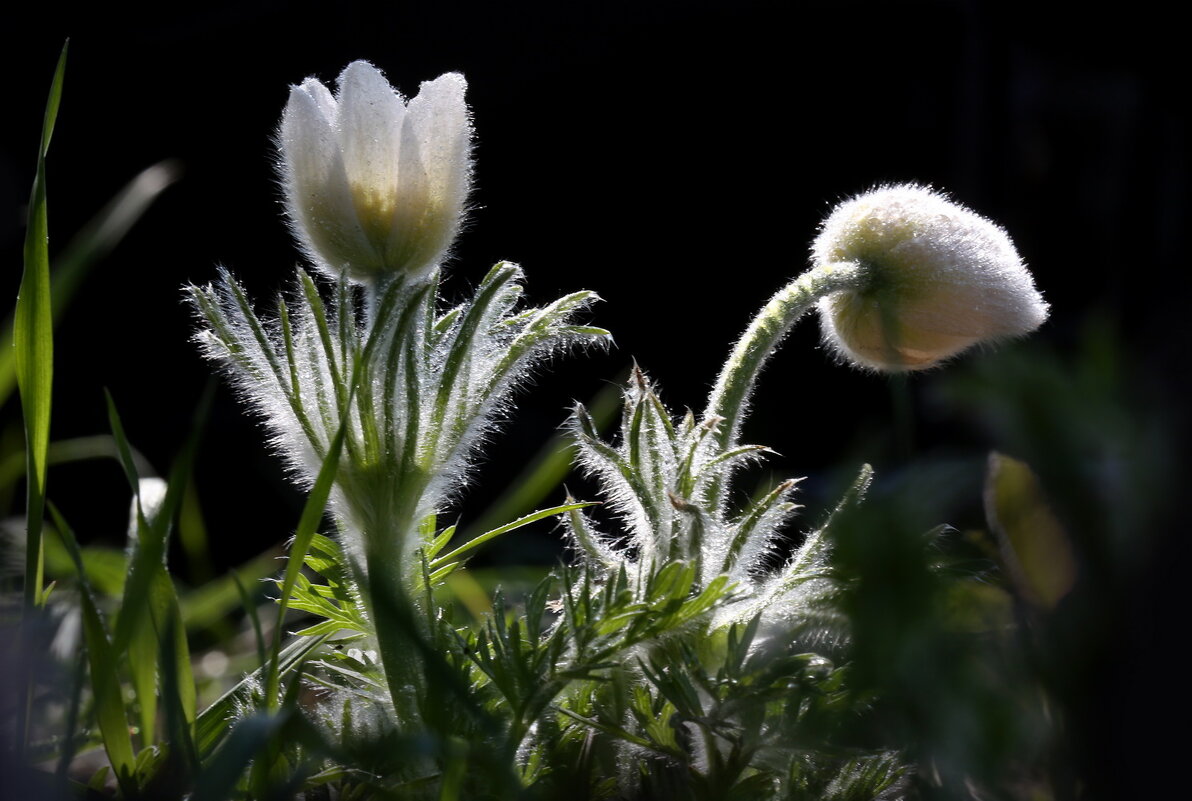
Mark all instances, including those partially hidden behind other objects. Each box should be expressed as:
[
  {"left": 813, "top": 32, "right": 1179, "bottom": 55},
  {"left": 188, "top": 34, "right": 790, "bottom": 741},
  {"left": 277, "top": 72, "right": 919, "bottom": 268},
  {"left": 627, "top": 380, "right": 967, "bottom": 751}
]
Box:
[
  {"left": 113, "top": 385, "right": 213, "bottom": 652},
  {"left": 193, "top": 635, "right": 328, "bottom": 760},
  {"left": 50, "top": 504, "right": 139, "bottom": 799},
  {"left": 218, "top": 271, "right": 325, "bottom": 458},
  {"left": 16, "top": 40, "right": 67, "bottom": 615},
  {"left": 278, "top": 296, "right": 301, "bottom": 404},
  {"left": 301, "top": 532, "right": 344, "bottom": 575},
  {"left": 158, "top": 610, "right": 198, "bottom": 780},
  {"left": 37, "top": 43, "right": 68, "bottom": 156},
  {"left": 104, "top": 392, "right": 163, "bottom": 745},
  {"left": 701, "top": 443, "right": 771, "bottom": 473},
  {"left": 191, "top": 712, "right": 289, "bottom": 801},
  {"left": 12, "top": 43, "right": 68, "bottom": 759},
  {"left": 560, "top": 325, "right": 612, "bottom": 338},
  {"left": 265, "top": 414, "right": 347, "bottom": 708},
  {"left": 0, "top": 161, "right": 179, "bottom": 409},
  {"left": 459, "top": 375, "right": 622, "bottom": 542},
  {"left": 722, "top": 478, "right": 799, "bottom": 574},
  {"left": 425, "top": 523, "right": 458, "bottom": 560},
  {"left": 107, "top": 387, "right": 211, "bottom": 749},
  {"left": 432, "top": 262, "right": 520, "bottom": 434},
  {"left": 552, "top": 704, "right": 675, "bottom": 756},
  {"left": 567, "top": 504, "right": 621, "bottom": 569},
  {"left": 427, "top": 561, "right": 463, "bottom": 584},
  {"left": 232, "top": 567, "right": 268, "bottom": 669},
  {"left": 0, "top": 433, "right": 153, "bottom": 496},
  {"left": 291, "top": 619, "right": 359, "bottom": 638},
  {"left": 153, "top": 569, "right": 197, "bottom": 740},
  {"left": 298, "top": 270, "right": 346, "bottom": 412},
  {"left": 776, "top": 464, "right": 873, "bottom": 592},
  {"left": 103, "top": 390, "right": 143, "bottom": 496},
  {"left": 430, "top": 502, "right": 594, "bottom": 568},
  {"left": 81, "top": 592, "right": 140, "bottom": 797},
  {"left": 126, "top": 579, "right": 159, "bottom": 745},
  {"left": 380, "top": 281, "right": 433, "bottom": 461}
]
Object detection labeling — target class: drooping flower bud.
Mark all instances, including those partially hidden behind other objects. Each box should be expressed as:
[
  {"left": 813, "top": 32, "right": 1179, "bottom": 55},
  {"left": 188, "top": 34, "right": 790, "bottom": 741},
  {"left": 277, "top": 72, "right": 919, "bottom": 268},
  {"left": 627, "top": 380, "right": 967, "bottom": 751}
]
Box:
[
  {"left": 278, "top": 61, "right": 471, "bottom": 283},
  {"left": 812, "top": 184, "right": 1048, "bottom": 371}
]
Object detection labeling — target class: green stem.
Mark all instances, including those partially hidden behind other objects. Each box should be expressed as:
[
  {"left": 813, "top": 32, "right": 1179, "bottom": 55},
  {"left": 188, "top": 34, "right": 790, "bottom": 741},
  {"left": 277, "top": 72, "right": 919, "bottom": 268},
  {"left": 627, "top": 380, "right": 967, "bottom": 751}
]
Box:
[
  {"left": 363, "top": 517, "right": 428, "bottom": 729},
  {"left": 701, "top": 262, "right": 866, "bottom": 506},
  {"left": 348, "top": 449, "right": 435, "bottom": 728}
]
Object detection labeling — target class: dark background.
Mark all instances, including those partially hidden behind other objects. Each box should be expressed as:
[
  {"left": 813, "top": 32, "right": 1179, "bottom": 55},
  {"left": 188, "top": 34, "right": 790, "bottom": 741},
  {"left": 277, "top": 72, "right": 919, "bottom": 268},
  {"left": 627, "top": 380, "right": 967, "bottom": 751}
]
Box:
[{"left": 1, "top": 2, "right": 1185, "bottom": 797}]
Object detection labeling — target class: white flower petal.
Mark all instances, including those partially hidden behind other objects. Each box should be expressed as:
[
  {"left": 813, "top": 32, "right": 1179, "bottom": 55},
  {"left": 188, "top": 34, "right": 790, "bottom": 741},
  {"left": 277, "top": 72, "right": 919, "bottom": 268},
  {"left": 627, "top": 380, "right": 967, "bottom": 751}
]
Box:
[
  {"left": 276, "top": 62, "right": 473, "bottom": 282},
  {"left": 337, "top": 61, "right": 406, "bottom": 247},
  {"left": 386, "top": 73, "right": 470, "bottom": 273},
  {"left": 280, "top": 80, "right": 375, "bottom": 273},
  {"left": 300, "top": 76, "right": 338, "bottom": 126},
  {"left": 385, "top": 112, "right": 433, "bottom": 270},
  {"left": 408, "top": 72, "right": 470, "bottom": 211}
]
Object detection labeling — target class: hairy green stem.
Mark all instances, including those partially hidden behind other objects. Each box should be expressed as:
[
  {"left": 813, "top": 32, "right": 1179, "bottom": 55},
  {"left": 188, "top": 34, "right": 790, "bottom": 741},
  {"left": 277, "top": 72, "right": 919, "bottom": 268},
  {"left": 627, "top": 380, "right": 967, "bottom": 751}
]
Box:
[
  {"left": 364, "top": 541, "right": 426, "bottom": 728},
  {"left": 702, "top": 262, "right": 865, "bottom": 506}
]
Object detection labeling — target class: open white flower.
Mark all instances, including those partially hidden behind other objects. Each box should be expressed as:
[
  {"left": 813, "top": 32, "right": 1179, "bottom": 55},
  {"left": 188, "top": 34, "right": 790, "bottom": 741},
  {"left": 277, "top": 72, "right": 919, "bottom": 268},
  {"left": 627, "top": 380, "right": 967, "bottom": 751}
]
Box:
[
  {"left": 812, "top": 184, "right": 1049, "bottom": 371},
  {"left": 278, "top": 61, "right": 471, "bottom": 282}
]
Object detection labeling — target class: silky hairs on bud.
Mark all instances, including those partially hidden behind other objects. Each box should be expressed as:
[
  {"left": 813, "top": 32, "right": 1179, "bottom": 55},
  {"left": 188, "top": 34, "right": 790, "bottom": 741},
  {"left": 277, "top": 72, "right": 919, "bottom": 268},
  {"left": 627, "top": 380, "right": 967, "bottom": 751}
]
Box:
[{"left": 813, "top": 184, "right": 1048, "bottom": 371}]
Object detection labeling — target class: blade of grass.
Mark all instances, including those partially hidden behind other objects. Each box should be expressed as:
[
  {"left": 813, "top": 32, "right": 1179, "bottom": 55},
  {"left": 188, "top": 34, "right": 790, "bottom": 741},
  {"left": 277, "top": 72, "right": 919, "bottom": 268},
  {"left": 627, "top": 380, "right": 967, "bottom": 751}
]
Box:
[
  {"left": 111, "top": 384, "right": 213, "bottom": 650},
  {"left": 107, "top": 385, "right": 213, "bottom": 747},
  {"left": 104, "top": 390, "right": 144, "bottom": 500},
  {"left": 16, "top": 41, "right": 66, "bottom": 608},
  {"left": 158, "top": 610, "right": 199, "bottom": 785},
  {"left": 50, "top": 503, "right": 139, "bottom": 799},
  {"left": 105, "top": 391, "right": 161, "bottom": 744},
  {"left": 0, "top": 433, "right": 154, "bottom": 495},
  {"left": 265, "top": 416, "right": 347, "bottom": 709},
  {"left": 192, "top": 711, "right": 290, "bottom": 801},
  {"left": 127, "top": 565, "right": 160, "bottom": 745},
  {"left": 13, "top": 39, "right": 67, "bottom": 761},
  {"left": 232, "top": 567, "right": 269, "bottom": 669},
  {"left": 0, "top": 161, "right": 180, "bottom": 407},
  {"left": 194, "top": 635, "right": 329, "bottom": 760}
]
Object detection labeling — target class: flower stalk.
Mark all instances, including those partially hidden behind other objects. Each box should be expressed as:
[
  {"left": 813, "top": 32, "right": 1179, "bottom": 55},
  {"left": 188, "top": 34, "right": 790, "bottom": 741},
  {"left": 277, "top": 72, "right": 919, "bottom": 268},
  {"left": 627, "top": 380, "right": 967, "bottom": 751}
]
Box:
[{"left": 702, "top": 261, "right": 866, "bottom": 510}]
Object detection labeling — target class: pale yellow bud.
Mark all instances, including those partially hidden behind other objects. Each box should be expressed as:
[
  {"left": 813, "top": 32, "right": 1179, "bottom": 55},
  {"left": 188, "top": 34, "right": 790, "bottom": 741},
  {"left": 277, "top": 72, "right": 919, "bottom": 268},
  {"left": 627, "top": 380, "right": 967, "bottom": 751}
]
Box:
[{"left": 812, "top": 184, "right": 1048, "bottom": 371}]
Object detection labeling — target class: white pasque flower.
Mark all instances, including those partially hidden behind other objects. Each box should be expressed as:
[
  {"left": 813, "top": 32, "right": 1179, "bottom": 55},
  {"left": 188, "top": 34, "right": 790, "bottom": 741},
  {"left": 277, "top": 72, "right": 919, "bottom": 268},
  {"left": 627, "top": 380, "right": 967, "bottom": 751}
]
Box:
[
  {"left": 813, "top": 184, "right": 1048, "bottom": 371},
  {"left": 278, "top": 60, "right": 471, "bottom": 282}
]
